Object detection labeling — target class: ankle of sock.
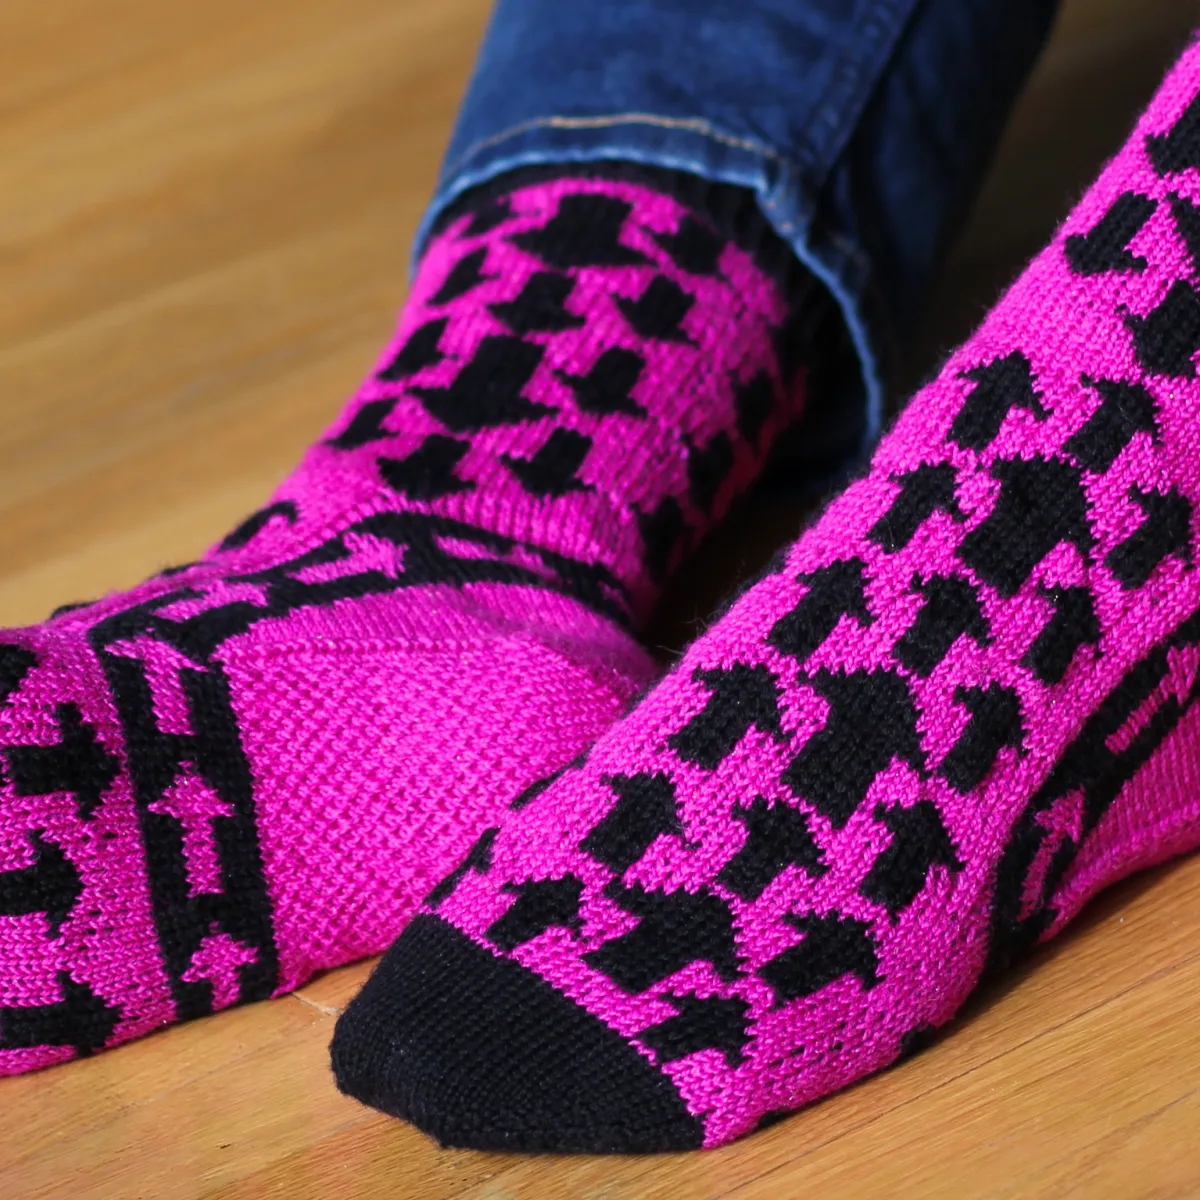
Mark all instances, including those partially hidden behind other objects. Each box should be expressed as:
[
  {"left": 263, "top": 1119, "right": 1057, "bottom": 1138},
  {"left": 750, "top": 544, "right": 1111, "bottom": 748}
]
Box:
[{"left": 290, "top": 174, "right": 814, "bottom": 623}]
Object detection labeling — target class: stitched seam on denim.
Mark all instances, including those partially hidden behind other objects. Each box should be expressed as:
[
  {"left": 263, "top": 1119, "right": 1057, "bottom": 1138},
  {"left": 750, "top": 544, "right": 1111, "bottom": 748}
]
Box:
[
  {"left": 425, "top": 114, "right": 885, "bottom": 444},
  {"left": 439, "top": 115, "right": 845, "bottom": 265},
  {"left": 799, "top": 0, "right": 922, "bottom": 182},
  {"left": 441, "top": 113, "right": 791, "bottom": 186},
  {"left": 754, "top": 183, "right": 873, "bottom": 277},
  {"left": 757, "top": 190, "right": 870, "bottom": 274}
]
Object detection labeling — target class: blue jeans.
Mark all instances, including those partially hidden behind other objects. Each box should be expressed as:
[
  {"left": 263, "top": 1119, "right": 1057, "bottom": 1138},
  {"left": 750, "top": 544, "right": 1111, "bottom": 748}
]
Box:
[{"left": 416, "top": 0, "right": 1060, "bottom": 483}]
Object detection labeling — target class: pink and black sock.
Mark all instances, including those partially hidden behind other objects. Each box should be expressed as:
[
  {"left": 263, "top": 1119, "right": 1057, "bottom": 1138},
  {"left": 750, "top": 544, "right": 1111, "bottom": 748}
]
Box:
[
  {"left": 333, "top": 39, "right": 1200, "bottom": 1152},
  {"left": 0, "top": 173, "right": 810, "bottom": 1069}
]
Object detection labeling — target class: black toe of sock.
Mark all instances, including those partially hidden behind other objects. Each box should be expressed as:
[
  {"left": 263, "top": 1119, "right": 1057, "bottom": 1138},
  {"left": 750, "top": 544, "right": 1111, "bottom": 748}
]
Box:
[{"left": 330, "top": 913, "right": 704, "bottom": 1154}]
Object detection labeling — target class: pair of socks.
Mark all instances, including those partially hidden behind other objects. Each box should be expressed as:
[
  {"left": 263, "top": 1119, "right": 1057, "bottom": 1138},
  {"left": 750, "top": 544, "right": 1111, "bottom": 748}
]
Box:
[
  {"left": 329, "top": 36, "right": 1200, "bottom": 1151},
  {"left": 7, "top": 35, "right": 1200, "bottom": 1158},
  {"left": 0, "top": 175, "right": 802, "bottom": 1069}
]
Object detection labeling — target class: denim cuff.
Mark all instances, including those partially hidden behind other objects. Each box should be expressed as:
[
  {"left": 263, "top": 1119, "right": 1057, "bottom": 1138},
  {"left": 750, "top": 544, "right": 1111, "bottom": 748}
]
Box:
[{"left": 418, "top": 0, "right": 1059, "bottom": 477}]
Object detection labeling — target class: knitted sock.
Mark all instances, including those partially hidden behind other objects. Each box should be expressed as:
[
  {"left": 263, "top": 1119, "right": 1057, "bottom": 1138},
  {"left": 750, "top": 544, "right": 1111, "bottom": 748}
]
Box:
[
  {"left": 0, "top": 175, "right": 804, "bottom": 1071},
  {"left": 332, "top": 41, "right": 1200, "bottom": 1152}
]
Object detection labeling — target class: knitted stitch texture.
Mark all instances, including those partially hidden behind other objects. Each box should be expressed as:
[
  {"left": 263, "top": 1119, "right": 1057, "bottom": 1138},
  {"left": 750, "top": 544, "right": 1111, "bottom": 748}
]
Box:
[
  {"left": 332, "top": 41, "right": 1200, "bottom": 1153},
  {"left": 0, "top": 176, "right": 801, "bottom": 1071}
]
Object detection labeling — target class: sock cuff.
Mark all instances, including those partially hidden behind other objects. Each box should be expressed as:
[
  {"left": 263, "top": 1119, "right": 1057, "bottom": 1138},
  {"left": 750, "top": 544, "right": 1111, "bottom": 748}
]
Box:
[
  {"left": 311, "top": 173, "right": 809, "bottom": 620},
  {"left": 425, "top": 161, "right": 819, "bottom": 315},
  {"left": 430, "top": 163, "right": 870, "bottom": 497}
]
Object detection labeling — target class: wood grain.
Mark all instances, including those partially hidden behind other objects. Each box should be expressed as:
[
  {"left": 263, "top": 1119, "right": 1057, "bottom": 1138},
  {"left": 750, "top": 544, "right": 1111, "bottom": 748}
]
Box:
[{"left": 1, "top": 2, "right": 1199, "bottom": 1196}]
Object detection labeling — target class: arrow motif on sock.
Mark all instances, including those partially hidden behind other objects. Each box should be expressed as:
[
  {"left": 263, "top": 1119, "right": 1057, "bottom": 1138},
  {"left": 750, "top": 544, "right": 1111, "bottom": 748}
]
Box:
[
  {"left": 667, "top": 664, "right": 785, "bottom": 769},
  {"left": 957, "top": 456, "right": 1094, "bottom": 597},
  {"left": 509, "top": 765, "right": 570, "bottom": 812},
  {"left": 217, "top": 500, "right": 299, "bottom": 553},
  {"left": 180, "top": 928, "right": 261, "bottom": 1011},
  {"left": 508, "top": 193, "right": 650, "bottom": 269},
  {"left": 949, "top": 352, "right": 1048, "bottom": 452},
  {"left": 585, "top": 884, "right": 739, "bottom": 992},
  {"left": 1105, "top": 486, "right": 1194, "bottom": 589},
  {"left": 1064, "top": 192, "right": 1156, "bottom": 275},
  {"left": 1147, "top": 91, "right": 1200, "bottom": 175},
  {"left": 4, "top": 703, "right": 120, "bottom": 821},
  {"left": 940, "top": 684, "right": 1025, "bottom": 793},
  {"left": 427, "top": 827, "right": 498, "bottom": 908},
  {"left": 860, "top": 801, "right": 963, "bottom": 917},
  {"left": 759, "top": 911, "right": 880, "bottom": 1006},
  {"left": 376, "top": 316, "right": 448, "bottom": 382},
  {"left": 717, "top": 796, "right": 826, "bottom": 901},
  {"left": 616, "top": 276, "right": 695, "bottom": 344},
  {"left": 582, "top": 773, "right": 682, "bottom": 875},
  {"left": 460, "top": 195, "right": 512, "bottom": 237},
  {"left": 768, "top": 558, "right": 873, "bottom": 663},
  {"left": 429, "top": 247, "right": 493, "bottom": 305},
  {"left": 327, "top": 399, "right": 397, "bottom": 450},
  {"left": 378, "top": 434, "right": 474, "bottom": 500},
  {"left": 868, "top": 463, "right": 965, "bottom": 553},
  {"left": 501, "top": 428, "right": 593, "bottom": 497},
  {"left": 0, "top": 644, "right": 36, "bottom": 708},
  {"left": 1126, "top": 279, "right": 1200, "bottom": 377},
  {"left": 0, "top": 971, "right": 120, "bottom": 1056},
  {"left": 783, "top": 669, "right": 924, "bottom": 828},
  {"left": 489, "top": 272, "right": 586, "bottom": 334},
  {"left": 1022, "top": 585, "right": 1101, "bottom": 685},
  {"left": 0, "top": 832, "right": 82, "bottom": 935},
  {"left": 411, "top": 335, "right": 555, "bottom": 431},
  {"left": 638, "top": 993, "right": 750, "bottom": 1067},
  {"left": 554, "top": 347, "right": 646, "bottom": 417},
  {"left": 487, "top": 876, "right": 583, "bottom": 951},
  {"left": 650, "top": 214, "right": 726, "bottom": 276},
  {"left": 893, "top": 574, "right": 989, "bottom": 677},
  {"left": 1065, "top": 376, "right": 1158, "bottom": 473}
]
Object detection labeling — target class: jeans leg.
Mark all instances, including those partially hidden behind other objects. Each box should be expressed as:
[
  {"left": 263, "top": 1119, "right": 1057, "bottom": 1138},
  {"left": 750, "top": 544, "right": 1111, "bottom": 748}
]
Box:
[{"left": 420, "top": 0, "right": 1060, "bottom": 473}]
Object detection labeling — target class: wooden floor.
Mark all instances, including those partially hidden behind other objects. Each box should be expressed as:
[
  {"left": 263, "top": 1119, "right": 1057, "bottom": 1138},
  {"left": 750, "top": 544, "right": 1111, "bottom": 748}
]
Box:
[{"left": 2, "top": 1, "right": 1200, "bottom": 1196}]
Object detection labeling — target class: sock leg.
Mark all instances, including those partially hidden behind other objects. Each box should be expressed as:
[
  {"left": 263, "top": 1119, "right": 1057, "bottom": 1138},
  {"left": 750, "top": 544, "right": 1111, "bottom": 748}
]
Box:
[{"left": 333, "top": 40, "right": 1200, "bottom": 1151}]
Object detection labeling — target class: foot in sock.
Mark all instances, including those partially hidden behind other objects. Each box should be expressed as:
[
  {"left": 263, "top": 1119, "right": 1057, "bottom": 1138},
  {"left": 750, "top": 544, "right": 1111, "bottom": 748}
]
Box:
[
  {"left": 0, "top": 176, "right": 803, "bottom": 1071},
  {"left": 333, "top": 42, "right": 1200, "bottom": 1152}
]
